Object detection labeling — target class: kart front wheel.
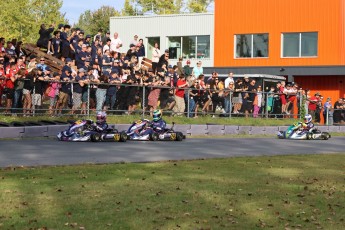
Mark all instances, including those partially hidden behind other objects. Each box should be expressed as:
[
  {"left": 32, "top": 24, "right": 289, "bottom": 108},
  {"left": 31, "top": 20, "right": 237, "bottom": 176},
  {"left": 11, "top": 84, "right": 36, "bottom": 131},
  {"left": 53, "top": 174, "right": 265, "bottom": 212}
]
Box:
[
  {"left": 321, "top": 132, "right": 330, "bottom": 140},
  {"left": 150, "top": 133, "right": 159, "bottom": 141},
  {"left": 91, "top": 133, "right": 101, "bottom": 142},
  {"left": 175, "top": 132, "right": 184, "bottom": 141},
  {"left": 120, "top": 132, "right": 128, "bottom": 142}
]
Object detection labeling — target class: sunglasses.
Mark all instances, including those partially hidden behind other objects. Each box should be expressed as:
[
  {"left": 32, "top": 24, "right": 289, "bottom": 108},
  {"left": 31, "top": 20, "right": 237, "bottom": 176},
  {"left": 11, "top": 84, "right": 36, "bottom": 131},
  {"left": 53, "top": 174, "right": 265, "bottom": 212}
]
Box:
[{"left": 40, "top": 60, "right": 45, "bottom": 61}]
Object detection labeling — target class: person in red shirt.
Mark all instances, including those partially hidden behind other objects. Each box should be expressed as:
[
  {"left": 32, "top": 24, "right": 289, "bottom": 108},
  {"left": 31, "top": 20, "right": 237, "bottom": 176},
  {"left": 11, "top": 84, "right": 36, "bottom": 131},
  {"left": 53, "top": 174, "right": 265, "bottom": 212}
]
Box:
[
  {"left": 0, "top": 61, "right": 5, "bottom": 107},
  {"left": 308, "top": 92, "right": 320, "bottom": 119},
  {"left": 4, "top": 62, "right": 18, "bottom": 113},
  {"left": 173, "top": 74, "right": 188, "bottom": 116}
]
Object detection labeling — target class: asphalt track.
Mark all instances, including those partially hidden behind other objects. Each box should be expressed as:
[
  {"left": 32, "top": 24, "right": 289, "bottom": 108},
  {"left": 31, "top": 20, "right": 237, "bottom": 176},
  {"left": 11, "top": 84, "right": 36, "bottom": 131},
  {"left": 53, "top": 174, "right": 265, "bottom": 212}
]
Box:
[{"left": 0, "top": 137, "right": 344, "bottom": 167}]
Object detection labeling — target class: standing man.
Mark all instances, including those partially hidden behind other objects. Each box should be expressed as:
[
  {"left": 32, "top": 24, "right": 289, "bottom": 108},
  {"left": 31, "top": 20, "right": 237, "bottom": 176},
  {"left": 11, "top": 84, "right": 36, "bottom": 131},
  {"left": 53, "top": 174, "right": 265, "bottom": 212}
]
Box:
[
  {"left": 110, "top": 32, "right": 122, "bottom": 53},
  {"left": 173, "top": 74, "right": 188, "bottom": 116}
]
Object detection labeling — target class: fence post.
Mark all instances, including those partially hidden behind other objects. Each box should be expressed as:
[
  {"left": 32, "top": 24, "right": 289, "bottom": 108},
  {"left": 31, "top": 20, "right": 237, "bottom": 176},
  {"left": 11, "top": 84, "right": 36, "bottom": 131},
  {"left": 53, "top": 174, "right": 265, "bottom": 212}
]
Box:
[
  {"left": 229, "top": 90, "right": 232, "bottom": 118},
  {"left": 265, "top": 91, "right": 269, "bottom": 118},
  {"left": 187, "top": 86, "right": 190, "bottom": 118},
  {"left": 87, "top": 83, "right": 90, "bottom": 118},
  {"left": 326, "top": 107, "right": 329, "bottom": 126},
  {"left": 142, "top": 85, "right": 145, "bottom": 119}
]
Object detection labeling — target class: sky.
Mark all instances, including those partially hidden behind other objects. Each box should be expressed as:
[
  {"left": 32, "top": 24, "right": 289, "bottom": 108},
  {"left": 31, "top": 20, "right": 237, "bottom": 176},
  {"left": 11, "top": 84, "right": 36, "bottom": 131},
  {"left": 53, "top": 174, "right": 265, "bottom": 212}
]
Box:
[
  {"left": 61, "top": 0, "right": 125, "bottom": 25},
  {"left": 61, "top": 0, "right": 214, "bottom": 25}
]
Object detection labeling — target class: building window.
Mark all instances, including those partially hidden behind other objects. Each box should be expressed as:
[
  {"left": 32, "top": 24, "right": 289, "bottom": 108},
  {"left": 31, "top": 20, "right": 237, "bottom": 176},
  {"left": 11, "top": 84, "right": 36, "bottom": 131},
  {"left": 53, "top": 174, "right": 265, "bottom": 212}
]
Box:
[
  {"left": 282, "top": 32, "right": 318, "bottom": 57},
  {"left": 167, "top": 35, "right": 210, "bottom": 60},
  {"left": 235, "top": 34, "right": 269, "bottom": 58},
  {"left": 147, "top": 37, "right": 160, "bottom": 60}
]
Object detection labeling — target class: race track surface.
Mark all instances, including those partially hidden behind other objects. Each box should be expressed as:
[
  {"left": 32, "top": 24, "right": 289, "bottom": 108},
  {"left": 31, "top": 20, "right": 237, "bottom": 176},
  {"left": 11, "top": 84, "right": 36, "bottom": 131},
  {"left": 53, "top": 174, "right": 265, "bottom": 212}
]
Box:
[{"left": 0, "top": 137, "right": 344, "bottom": 167}]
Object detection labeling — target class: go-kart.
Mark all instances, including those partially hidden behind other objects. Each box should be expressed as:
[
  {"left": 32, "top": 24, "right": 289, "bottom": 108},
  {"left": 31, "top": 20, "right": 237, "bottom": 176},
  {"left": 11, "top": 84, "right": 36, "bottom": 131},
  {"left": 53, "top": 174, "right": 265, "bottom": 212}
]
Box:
[
  {"left": 277, "top": 123, "right": 331, "bottom": 140},
  {"left": 126, "top": 119, "right": 185, "bottom": 141},
  {"left": 57, "top": 119, "right": 127, "bottom": 142}
]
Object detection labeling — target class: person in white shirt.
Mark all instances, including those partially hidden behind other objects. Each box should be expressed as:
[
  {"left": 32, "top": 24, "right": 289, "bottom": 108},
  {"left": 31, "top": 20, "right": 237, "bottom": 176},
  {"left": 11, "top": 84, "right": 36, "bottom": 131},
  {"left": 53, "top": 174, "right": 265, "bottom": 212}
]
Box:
[
  {"left": 103, "top": 38, "right": 111, "bottom": 54},
  {"left": 130, "top": 35, "right": 139, "bottom": 46},
  {"left": 224, "top": 72, "right": 235, "bottom": 88},
  {"left": 110, "top": 32, "right": 122, "bottom": 53},
  {"left": 152, "top": 42, "right": 161, "bottom": 74}
]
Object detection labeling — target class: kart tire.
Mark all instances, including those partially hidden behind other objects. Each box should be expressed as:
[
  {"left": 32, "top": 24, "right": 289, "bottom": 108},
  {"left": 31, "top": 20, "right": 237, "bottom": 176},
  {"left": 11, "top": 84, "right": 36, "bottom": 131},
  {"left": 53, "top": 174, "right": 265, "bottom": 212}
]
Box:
[
  {"left": 307, "top": 133, "right": 313, "bottom": 140},
  {"left": 119, "top": 132, "right": 127, "bottom": 142},
  {"left": 91, "top": 133, "right": 101, "bottom": 142},
  {"left": 150, "top": 133, "right": 159, "bottom": 141},
  {"left": 175, "top": 132, "right": 184, "bottom": 141},
  {"left": 321, "top": 132, "right": 330, "bottom": 140}
]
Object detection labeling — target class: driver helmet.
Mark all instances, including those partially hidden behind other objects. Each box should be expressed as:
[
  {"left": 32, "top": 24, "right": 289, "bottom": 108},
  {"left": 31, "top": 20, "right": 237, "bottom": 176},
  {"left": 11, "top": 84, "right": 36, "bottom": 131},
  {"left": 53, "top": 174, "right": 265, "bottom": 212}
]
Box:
[
  {"left": 96, "top": 111, "right": 107, "bottom": 123},
  {"left": 152, "top": 109, "right": 162, "bottom": 122},
  {"left": 304, "top": 114, "right": 312, "bottom": 124}
]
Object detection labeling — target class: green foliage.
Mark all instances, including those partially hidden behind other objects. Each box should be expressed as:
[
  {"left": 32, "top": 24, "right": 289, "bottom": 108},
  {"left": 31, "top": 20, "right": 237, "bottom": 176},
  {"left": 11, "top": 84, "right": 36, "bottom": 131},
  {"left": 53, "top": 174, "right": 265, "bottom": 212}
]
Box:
[
  {"left": 122, "top": 0, "right": 136, "bottom": 16},
  {"left": 187, "top": 0, "right": 214, "bottom": 13},
  {"left": 131, "top": 0, "right": 183, "bottom": 14},
  {"left": 0, "top": 0, "right": 65, "bottom": 43},
  {"left": 75, "top": 6, "right": 120, "bottom": 37}
]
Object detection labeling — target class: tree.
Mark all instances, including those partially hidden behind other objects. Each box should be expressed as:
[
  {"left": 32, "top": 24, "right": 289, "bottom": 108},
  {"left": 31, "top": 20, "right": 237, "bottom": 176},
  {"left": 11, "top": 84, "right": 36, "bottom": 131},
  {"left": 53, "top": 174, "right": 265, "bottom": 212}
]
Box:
[
  {"left": 0, "top": 0, "right": 66, "bottom": 43},
  {"left": 122, "top": 0, "right": 136, "bottom": 16},
  {"left": 75, "top": 6, "right": 120, "bottom": 36},
  {"left": 132, "top": 0, "right": 183, "bottom": 15},
  {"left": 187, "top": 0, "right": 214, "bottom": 13}
]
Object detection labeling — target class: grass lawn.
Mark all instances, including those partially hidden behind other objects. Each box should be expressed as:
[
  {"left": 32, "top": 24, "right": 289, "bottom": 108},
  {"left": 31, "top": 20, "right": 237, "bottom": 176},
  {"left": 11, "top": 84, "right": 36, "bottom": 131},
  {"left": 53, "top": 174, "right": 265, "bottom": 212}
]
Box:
[
  {"left": 0, "top": 114, "right": 299, "bottom": 126},
  {"left": 1, "top": 154, "right": 345, "bottom": 229}
]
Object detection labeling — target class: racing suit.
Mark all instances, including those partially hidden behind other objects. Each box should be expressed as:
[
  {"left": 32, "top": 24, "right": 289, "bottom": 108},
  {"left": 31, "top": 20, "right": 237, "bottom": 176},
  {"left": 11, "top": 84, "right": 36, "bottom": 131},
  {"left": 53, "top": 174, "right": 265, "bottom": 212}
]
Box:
[
  {"left": 94, "top": 121, "right": 108, "bottom": 132},
  {"left": 139, "top": 119, "right": 167, "bottom": 136},
  {"left": 294, "top": 121, "right": 315, "bottom": 133}
]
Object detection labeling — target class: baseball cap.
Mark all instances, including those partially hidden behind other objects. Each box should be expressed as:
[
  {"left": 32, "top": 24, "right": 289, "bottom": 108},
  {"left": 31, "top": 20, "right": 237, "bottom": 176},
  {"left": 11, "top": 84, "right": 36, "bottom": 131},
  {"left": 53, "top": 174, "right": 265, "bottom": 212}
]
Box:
[
  {"left": 186, "top": 60, "right": 191, "bottom": 64},
  {"left": 78, "top": 68, "right": 86, "bottom": 73},
  {"left": 130, "top": 44, "right": 135, "bottom": 48},
  {"left": 65, "top": 58, "right": 72, "bottom": 63},
  {"left": 168, "top": 65, "right": 173, "bottom": 69},
  {"left": 165, "top": 49, "right": 169, "bottom": 53}
]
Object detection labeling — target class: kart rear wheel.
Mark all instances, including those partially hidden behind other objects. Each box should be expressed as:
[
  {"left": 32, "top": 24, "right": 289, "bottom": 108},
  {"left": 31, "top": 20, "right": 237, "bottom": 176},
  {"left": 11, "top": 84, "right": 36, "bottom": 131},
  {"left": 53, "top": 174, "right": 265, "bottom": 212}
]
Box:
[
  {"left": 150, "top": 133, "right": 159, "bottom": 141},
  {"left": 91, "top": 133, "right": 101, "bottom": 142},
  {"left": 119, "top": 132, "right": 127, "bottom": 142},
  {"left": 175, "top": 132, "right": 184, "bottom": 141}
]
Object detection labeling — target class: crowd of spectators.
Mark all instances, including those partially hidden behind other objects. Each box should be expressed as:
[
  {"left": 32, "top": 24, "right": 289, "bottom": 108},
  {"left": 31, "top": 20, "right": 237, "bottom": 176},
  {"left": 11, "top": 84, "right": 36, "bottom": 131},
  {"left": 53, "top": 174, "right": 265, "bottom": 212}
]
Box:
[{"left": 0, "top": 24, "right": 344, "bottom": 124}]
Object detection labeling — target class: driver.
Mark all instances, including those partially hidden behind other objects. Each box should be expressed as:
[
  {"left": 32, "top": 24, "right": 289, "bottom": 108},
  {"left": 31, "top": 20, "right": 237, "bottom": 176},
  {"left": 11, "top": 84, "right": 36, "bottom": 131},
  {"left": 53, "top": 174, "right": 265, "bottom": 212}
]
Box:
[
  {"left": 151, "top": 109, "right": 166, "bottom": 133},
  {"left": 294, "top": 114, "right": 315, "bottom": 132},
  {"left": 94, "top": 111, "right": 108, "bottom": 132}
]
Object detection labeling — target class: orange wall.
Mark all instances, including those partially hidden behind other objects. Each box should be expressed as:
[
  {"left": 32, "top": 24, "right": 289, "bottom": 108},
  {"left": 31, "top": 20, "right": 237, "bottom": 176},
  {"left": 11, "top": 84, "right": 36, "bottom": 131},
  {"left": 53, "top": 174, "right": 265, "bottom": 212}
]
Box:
[
  {"left": 294, "top": 76, "right": 345, "bottom": 101},
  {"left": 214, "top": 0, "right": 345, "bottom": 67}
]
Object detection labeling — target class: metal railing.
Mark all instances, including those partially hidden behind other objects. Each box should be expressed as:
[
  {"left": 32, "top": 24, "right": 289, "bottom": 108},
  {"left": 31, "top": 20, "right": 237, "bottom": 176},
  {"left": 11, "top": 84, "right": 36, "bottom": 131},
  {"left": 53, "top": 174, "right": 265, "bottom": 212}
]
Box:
[{"left": 0, "top": 79, "right": 314, "bottom": 120}]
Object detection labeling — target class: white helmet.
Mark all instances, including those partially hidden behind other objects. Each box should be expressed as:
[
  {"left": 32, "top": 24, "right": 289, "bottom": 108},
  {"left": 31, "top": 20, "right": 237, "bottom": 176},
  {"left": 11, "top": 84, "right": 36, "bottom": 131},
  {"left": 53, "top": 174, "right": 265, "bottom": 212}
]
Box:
[
  {"left": 96, "top": 111, "right": 107, "bottom": 123},
  {"left": 304, "top": 114, "right": 312, "bottom": 124}
]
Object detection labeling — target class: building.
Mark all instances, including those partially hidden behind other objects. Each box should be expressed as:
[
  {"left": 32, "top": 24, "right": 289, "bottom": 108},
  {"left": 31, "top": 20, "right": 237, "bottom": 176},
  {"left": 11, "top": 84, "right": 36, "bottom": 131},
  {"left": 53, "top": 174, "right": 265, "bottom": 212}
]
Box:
[
  {"left": 214, "top": 0, "right": 345, "bottom": 100},
  {"left": 109, "top": 13, "right": 214, "bottom": 68}
]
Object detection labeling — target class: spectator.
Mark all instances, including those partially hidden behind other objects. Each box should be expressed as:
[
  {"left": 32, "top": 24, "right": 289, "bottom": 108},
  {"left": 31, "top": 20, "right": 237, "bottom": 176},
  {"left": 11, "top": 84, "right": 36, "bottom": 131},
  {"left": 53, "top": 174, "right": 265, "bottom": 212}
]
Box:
[
  {"left": 137, "top": 38, "right": 145, "bottom": 65},
  {"left": 244, "top": 79, "right": 256, "bottom": 118},
  {"left": 151, "top": 42, "right": 161, "bottom": 74},
  {"left": 176, "top": 57, "right": 184, "bottom": 75},
  {"left": 93, "top": 29, "right": 103, "bottom": 42},
  {"left": 36, "top": 57, "right": 48, "bottom": 71},
  {"left": 173, "top": 74, "right": 188, "bottom": 116},
  {"left": 110, "top": 32, "right": 122, "bottom": 53},
  {"left": 192, "top": 61, "right": 203, "bottom": 78},
  {"left": 158, "top": 49, "right": 169, "bottom": 68},
  {"left": 102, "top": 31, "right": 111, "bottom": 46},
  {"left": 51, "top": 31, "right": 61, "bottom": 58},
  {"left": 333, "top": 98, "right": 343, "bottom": 124},
  {"left": 253, "top": 85, "right": 263, "bottom": 118},
  {"left": 183, "top": 60, "right": 192, "bottom": 77},
  {"left": 36, "top": 23, "right": 55, "bottom": 49},
  {"left": 95, "top": 73, "right": 109, "bottom": 112},
  {"left": 233, "top": 79, "right": 244, "bottom": 114},
  {"left": 4, "top": 62, "right": 17, "bottom": 114},
  {"left": 279, "top": 81, "right": 287, "bottom": 114},
  {"left": 15, "top": 41, "right": 26, "bottom": 58},
  {"left": 188, "top": 80, "right": 198, "bottom": 117},
  {"left": 103, "top": 38, "right": 111, "bottom": 54},
  {"left": 315, "top": 95, "right": 323, "bottom": 124},
  {"left": 31, "top": 67, "right": 47, "bottom": 114},
  {"left": 102, "top": 49, "right": 112, "bottom": 73},
  {"left": 0, "top": 60, "right": 5, "bottom": 106},
  {"left": 224, "top": 72, "right": 235, "bottom": 88},
  {"left": 308, "top": 92, "right": 320, "bottom": 119},
  {"left": 60, "top": 24, "right": 75, "bottom": 62},
  {"left": 127, "top": 71, "right": 141, "bottom": 114},
  {"left": 12, "top": 68, "right": 26, "bottom": 115},
  {"left": 47, "top": 72, "right": 60, "bottom": 116},
  {"left": 224, "top": 81, "right": 235, "bottom": 115},
  {"left": 56, "top": 67, "right": 72, "bottom": 115},
  {"left": 71, "top": 68, "right": 87, "bottom": 114},
  {"left": 323, "top": 97, "right": 332, "bottom": 124},
  {"left": 105, "top": 70, "right": 121, "bottom": 112},
  {"left": 209, "top": 77, "right": 223, "bottom": 117},
  {"left": 22, "top": 69, "right": 35, "bottom": 116},
  {"left": 147, "top": 74, "right": 161, "bottom": 115}
]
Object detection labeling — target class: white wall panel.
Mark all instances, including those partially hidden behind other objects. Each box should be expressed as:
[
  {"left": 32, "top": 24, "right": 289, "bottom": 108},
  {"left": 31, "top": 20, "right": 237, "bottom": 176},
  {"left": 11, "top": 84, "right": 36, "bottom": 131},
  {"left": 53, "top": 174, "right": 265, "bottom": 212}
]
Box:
[{"left": 110, "top": 13, "right": 214, "bottom": 67}]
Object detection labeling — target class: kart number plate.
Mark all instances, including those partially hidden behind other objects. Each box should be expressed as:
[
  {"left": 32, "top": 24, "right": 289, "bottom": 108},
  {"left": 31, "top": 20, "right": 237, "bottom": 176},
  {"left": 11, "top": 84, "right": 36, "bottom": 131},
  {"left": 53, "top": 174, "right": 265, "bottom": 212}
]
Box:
[
  {"left": 114, "top": 134, "right": 120, "bottom": 141},
  {"left": 170, "top": 133, "right": 176, "bottom": 140}
]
